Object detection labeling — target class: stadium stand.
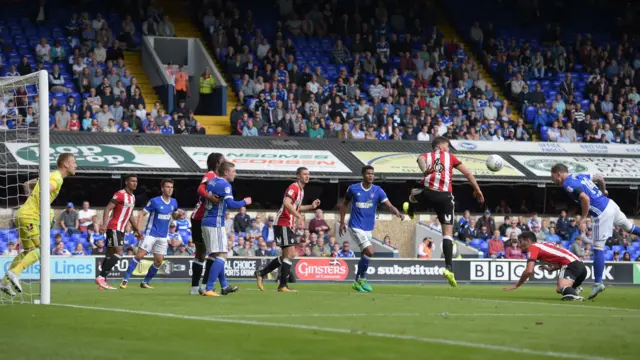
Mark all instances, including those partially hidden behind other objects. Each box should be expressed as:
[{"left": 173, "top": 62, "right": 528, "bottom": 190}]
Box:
[
  {"left": 0, "top": 0, "right": 638, "bottom": 261},
  {"left": 444, "top": 0, "right": 640, "bottom": 144}
]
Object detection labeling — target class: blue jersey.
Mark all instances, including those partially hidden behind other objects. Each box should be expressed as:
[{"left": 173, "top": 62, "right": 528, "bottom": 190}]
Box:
[
  {"left": 345, "top": 183, "right": 388, "bottom": 231},
  {"left": 562, "top": 173, "right": 610, "bottom": 217},
  {"left": 175, "top": 218, "right": 191, "bottom": 231},
  {"left": 202, "top": 178, "right": 247, "bottom": 227},
  {"left": 143, "top": 196, "right": 178, "bottom": 238}
]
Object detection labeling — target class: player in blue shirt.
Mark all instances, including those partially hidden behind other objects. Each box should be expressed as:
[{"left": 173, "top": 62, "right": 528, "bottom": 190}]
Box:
[
  {"left": 120, "top": 179, "right": 179, "bottom": 289},
  {"left": 201, "top": 162, "right": 252, "bottom": 297},
  {"left": 339, "top": 166, "right": 404, "bottom": 293},
  {"left": 552, "top": 164, "right": 640, "bottom": 300}
]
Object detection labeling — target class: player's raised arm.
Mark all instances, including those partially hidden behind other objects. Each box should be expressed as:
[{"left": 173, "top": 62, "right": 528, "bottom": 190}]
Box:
[
  {"left": 591, "top": 173, "right": 608, "bottom": 196},
  {"left": 454, "top": 163, "right": 484, "bottom": 203},
  {"left": 299, "top": 199, "right": 320, "bottom": 212},
  {"left": 382, "top": 200, "right": 404, "bottom": 220}
]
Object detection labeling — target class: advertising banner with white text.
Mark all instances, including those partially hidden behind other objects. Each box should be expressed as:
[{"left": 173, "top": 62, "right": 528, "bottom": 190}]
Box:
[{"left": 183, "top": 147, "right": 352, "bottom": 173}]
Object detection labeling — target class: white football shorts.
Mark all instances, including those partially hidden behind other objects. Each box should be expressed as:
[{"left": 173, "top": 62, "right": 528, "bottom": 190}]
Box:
[
  {"left": 139, "top": 235, "right": 169, "bottom": 255},
  {"left": 202, "top": 226, "right": 227, "bottom": 254},
  {"left": 348, "top": 227, "right": 373, "bottom": 251},
  {"left": 592, "top": 200, "right": 633, "bottom": 251}
]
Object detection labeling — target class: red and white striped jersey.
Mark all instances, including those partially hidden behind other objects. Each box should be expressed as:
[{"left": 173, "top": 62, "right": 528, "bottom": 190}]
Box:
[
  {"left": 191, "top": 171, "right": 217, "bottom": 221},
  {"left": 528, "top": 242, "right": 581, "bottom": 267},
  {"left": 419, "top": 150, "right": 461, "bottom": 193},
  {"left": 107, "top": 190, "right": 136, "bottom": 232},
  {"left": 276, "top": 182, "right": 304, "bottom": 228}
]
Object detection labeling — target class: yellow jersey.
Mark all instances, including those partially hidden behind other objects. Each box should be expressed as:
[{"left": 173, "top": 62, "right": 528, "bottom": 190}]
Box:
[{"left": 16, "top": 170, "right": 64, "bottom": 221}]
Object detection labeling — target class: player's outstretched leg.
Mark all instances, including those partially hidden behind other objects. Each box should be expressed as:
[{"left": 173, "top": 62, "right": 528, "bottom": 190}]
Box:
[
  {"left": 4, "top": 248, "right": 40, "bottom": 293},
  {"left": 588, "top": 247, "right": 606, "bottom": 300},
  {"left": 441, "top": 235, "right": 458, "bottom": 287},
  {"left": 200, "top": 255, "right": 214, "bottom": 292},
  {"left": 353, "top": 242, "right": 374, "bottom": 293},
  {"left": 141, "top": 263, "right": 160, "bottom": 289},
  {"left": 96, "top": 250, "right": 121, "bottom": 290},
  {"left": 589, "top": 219, "right": 606, "bottom": 300},
  {"left": 277, "top": 247, "right": 297, "bottom": 292},
  {"left": 202, "top": 256, "right": 224, "bottom": 296},
  {"left": 216, "top": 256, "right": 238, "bottom": 295},
  {"left": 120, "top": 257, "right": 140, "bottom": 289},
  {"left": 190, "top": 258, "right": 205, "bottom": 295},
  {"left": 255, "top": 256, "right": 282, "bottom": 291},
  {"left": 402, "top": 188, "right": 421, "bottom": 220}
]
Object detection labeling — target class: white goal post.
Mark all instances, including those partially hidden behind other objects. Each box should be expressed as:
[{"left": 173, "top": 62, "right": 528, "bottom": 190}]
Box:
[{"left": 0, "top": 70, "right": 50, "bottom": 304}]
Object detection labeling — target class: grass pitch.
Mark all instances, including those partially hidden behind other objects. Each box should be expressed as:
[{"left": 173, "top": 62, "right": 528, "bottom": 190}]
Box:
[{"left": 1, "top": 282, "right": 639, "bottom": 360}]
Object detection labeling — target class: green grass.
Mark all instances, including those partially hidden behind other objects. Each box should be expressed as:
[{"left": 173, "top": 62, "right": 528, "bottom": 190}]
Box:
[{"left": 1, "top": 282, "right": 639, "bottom": 360}]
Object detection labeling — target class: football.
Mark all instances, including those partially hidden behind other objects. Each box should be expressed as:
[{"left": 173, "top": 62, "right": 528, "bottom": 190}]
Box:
[{"left": 485, "top": 154, "right": 504, "bottom": 172}]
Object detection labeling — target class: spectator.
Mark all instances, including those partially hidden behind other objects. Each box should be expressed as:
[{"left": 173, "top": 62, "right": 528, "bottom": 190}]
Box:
[
  {"left": 59, "top": 202, "right": 80, "bottom": 235},
  {"left": 72, "top": 243, "right": 86, "bottom": 256},
  {"left": 545, "top": 227, "right": 561, "bottom": 243},
  {"left": 336, "top": 241, "right": 355, "bottom": 258},
  {"left": 77, "top": 201, "right": 97, "bottom": 232},
  {"left": 460, "top": 218, "right": 477, "bottom": 242},
  {"left": 245, "top": 218, "right": 260, "bottom": 238},
  {"left": 429, "top": 218, "right": 442, "bottom": 232},
  {"left": 332, "top": 39, "right": 350, "bottom": 64},
  {"left": 92, "top": 238, "right": 106, "bottom": 255},
  {"left": 528, "top": 213, "right": 541, "bottom": 230},
  {"left": 504, "top": 219, "right": 522, "bottom": 238},
  {"left": 571, "top": 237, "right": 585, "bottom": 258},
  {"left": 173, "top": 243, "right": 192, "bottom": 256},
  {"left": 233, "top": 207, "right": 250, "bottom": 233},
  {"left": 622, "top": 252, "right": 631, "bottom": 261},
  {"left": 418, "top": 237, "right": 433, "bottom": 259},
  {"left": 35, "top": 38, "right": 51, "bottom": 63},
  {"left": 167, "top": 238, "right": 182, "bottom": 255},
  {"left": 3, "top": 241, "right": 18, "bottom": 256},
  {"left": 159, "top": 15, "right": 176, "bottom": 37},
  {"left": 476, "top": 210, "right": 495, "bottom": 234},
  {"left": 168, "top": 223, "right": 183, "bottom": 245},
  {"left": 488, "top": 231, "right": 505, "bottom": 259},
  {"left": 308, "top": 209, "right": 330, "bottom": 234},
  {"left": 532, "top": 223, "right": 546, "bottom": 242},
  {"left": 242, "top": 119, "right": 258, "bottom": 136},
  {"left": 52, "top": 242, "right": 71, "bottom": 256},
  {"left": 311, "top": 237, "right": 331, "bottom": 257},
  {"left": 190, "top": 121, "right": 206, "bottom": 134}
]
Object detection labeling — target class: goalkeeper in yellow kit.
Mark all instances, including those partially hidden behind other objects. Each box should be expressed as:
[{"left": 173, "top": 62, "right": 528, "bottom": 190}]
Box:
[{"left": 0, "top": 153, "right": 77, "bottom": 297}]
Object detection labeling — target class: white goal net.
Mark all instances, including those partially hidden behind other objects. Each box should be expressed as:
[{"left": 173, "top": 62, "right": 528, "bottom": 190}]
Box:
[{"left": 0, "top": 70, "right": 50, "bottom": 304}]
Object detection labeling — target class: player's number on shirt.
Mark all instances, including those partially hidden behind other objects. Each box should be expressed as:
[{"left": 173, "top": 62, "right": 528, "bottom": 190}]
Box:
[{"left": 581, "top": 178, "right": 602, "bottom": 197}]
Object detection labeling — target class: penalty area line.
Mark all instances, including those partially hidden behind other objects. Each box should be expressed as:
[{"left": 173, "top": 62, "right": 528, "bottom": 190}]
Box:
[{"left": 51, "top": 303, "right": 613, "bottom": 360}]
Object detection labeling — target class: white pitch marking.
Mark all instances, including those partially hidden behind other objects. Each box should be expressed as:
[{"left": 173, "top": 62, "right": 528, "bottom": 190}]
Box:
[
  {"left": 207, "top": 313, "right": 420, "bottom": 318},
  {"left": 51, "top": 303, "right": 614, "bottom": 360},
  {"left": 433, "top": 313, "right": 640, "bottom": 318},
  {"left": 243, "top": 288, "right": 640, "bottom": 313}
]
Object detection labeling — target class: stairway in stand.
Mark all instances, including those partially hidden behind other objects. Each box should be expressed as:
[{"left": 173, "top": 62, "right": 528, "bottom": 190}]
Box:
[
  {"left": 124, "top": 51, "right": 161, "bottom": 113},
  {"left": 435, "top": 9, "right": 537, "bottom": 139},
  {"left": 158, "top": 0, "right": 234, "bottom": 135}
]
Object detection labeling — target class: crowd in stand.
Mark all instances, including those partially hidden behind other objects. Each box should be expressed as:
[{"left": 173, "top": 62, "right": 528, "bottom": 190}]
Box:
[
  {"left": 455, "top": 208, "right": 640, "bottom": 261},
  {"left": 471, "top": 20, "right": 640, "bottom": 143},
  {"left": 202, "top": 1, "right": 535, "bottom": 141},
  {"left": 0, "top": 3, "right": 208, "bottom": 135}
]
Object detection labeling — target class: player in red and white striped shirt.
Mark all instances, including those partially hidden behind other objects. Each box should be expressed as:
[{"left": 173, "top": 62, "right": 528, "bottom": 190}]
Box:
[
  {"left": 190, "top": 153, "right": 225, "bottom": 295},
  {"left": 403, "top": 137, "right": 484, "bottom": 287},
  {"left": 96, "top": 174, "right": 142, "bottom": 290},
  {"left": 504, "top": 231, "right": 587, "bottom": 301},
  {"left": 255, "top": 167, "right": 320, "bottom": 292}
]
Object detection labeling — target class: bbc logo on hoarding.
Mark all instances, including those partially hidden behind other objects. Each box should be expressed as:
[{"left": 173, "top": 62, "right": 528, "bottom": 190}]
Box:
[{"left": 470, "top": 261, "right": 613, "bottom": 281}]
